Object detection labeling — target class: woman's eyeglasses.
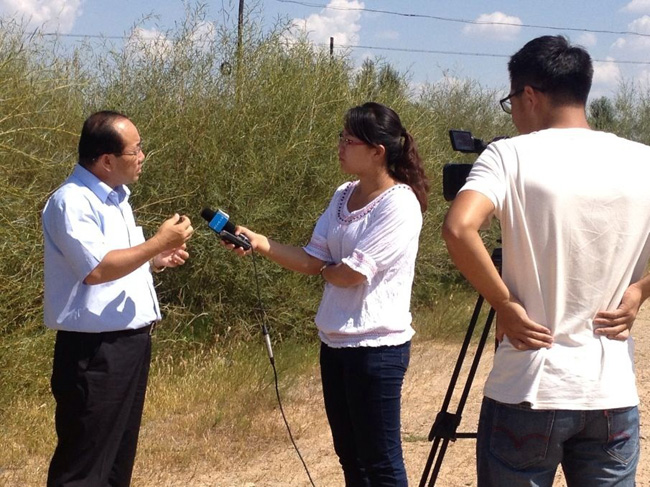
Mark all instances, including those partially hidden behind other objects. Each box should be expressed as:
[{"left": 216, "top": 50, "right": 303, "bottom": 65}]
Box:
[{"left": 338, "top": 132, "right": 365, "bottom": 147}]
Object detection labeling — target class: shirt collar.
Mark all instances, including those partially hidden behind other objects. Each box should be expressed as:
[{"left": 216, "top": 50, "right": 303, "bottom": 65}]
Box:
[{"left": 71, "top": 164, "right": 131, "bottom": 204}]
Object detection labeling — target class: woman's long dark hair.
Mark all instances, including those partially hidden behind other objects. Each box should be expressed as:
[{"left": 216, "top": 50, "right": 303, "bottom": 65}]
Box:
[{"left": 344, "top": 102, "right": 429, "bottom": 212}]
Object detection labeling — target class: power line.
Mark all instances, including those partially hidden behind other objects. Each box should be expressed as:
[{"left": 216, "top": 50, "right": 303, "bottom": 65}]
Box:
[
  {"left": 277, "top": 0, "right": 650, "bottom": 38},
  {"left": 39, "top": 32, "right": 124, "bottom": 40},
  {"left": 343, "top": 44, "right": 510, "bottom": 59},
  {"left": 334, "top": 44, "right": 650, "bottom": 66},
  {"left": 35, "top": 31, "right": 650, "bottom": 66}
]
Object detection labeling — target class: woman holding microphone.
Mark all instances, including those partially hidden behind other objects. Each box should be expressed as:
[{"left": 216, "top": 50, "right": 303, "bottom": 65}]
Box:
[{"left": 227, "top": 102, "right": 429, "bottom": 487}]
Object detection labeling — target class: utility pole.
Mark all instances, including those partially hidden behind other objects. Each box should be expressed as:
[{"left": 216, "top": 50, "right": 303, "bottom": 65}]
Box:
[
  {"left": 237, "top": 0, "right": 244, "bottom": 61},
  {"left": 236, "top": 0, "right": 245, "bottom": 103}
]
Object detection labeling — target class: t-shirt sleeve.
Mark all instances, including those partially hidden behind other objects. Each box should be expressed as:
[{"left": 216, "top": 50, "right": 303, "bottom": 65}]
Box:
[
  {"left": 43, "top": 192, "right": 107, "bottom": 281},
  {"left": 342, "top": 188, "right": 422, "bottom": 283},
  {"left": 303, "top": 207, "right": 332, "bottom": 262},
  {"left": 459, "top": 141, "right": 508, "bottom": 216},
  {"left": 303, "top": 183, "right": 351, "bottom": 262}
]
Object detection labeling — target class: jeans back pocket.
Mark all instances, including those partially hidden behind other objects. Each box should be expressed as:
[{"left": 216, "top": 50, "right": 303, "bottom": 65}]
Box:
[
  {"left": 604, "top": 406, "right": 640, "bottom": 464},
  {"left": 489, "top": 402, "right": 554, "bottom": 469}
]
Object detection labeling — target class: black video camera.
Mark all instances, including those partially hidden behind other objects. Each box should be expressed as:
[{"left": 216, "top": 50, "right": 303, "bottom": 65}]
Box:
[{"left": 443, "top": 130, "right": 503, "bottom": 201}]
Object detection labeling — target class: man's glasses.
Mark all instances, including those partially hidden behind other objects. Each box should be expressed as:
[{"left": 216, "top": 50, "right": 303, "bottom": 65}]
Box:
[
  {"left": 499, "top": 89, "right": 524, "bottom": 114},
  {"left": 499, "top": 86, "right": 545, "bottom": 114},
  {"left": 338, "top": 132, "right": 366, "bottom": 147},
  {"left": 115, "top": 143, "right": 144, "bottom": 157}
]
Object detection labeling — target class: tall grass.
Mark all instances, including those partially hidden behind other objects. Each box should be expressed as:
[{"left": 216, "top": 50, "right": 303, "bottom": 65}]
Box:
[{"left": 3, "top": 3, "right": 650, "bottom": 484}]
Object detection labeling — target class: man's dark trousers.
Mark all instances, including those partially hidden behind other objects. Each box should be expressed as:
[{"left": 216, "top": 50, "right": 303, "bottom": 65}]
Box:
[{"left": 47, "top": 325, "right": 152, "bottom": 487}]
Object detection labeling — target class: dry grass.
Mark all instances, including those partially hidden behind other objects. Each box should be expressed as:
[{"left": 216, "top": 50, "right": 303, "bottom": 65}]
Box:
[
  {"left": 0, "top": 332, "right": 322, "bottom": 486},
  {"left": 0, "top": 292, "right": 477, "bottom": 486}
]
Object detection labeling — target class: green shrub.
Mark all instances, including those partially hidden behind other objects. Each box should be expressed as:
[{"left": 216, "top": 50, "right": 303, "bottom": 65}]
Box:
[{"left": 2, "top": 4, "right": 648, "bottom": 348}]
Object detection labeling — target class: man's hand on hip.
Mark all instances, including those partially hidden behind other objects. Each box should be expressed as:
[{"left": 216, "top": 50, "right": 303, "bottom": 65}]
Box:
[{"left": 495, "top": 299, "right": 553, "bottom": 351}]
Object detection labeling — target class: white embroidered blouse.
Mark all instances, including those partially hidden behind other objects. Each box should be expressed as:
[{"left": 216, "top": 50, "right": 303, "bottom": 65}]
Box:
[{"left": 304, "top": 181, "right": 423, "bottom": 348}]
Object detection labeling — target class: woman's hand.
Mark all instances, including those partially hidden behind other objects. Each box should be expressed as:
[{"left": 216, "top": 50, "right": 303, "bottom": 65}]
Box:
[{"left": 220, "top": 226, "right": 269, "bottom": 256}]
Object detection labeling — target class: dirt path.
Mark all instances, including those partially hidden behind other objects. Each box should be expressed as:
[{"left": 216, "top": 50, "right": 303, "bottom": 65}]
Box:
[{"left": 154, "top": 304, "right": 650, "bottom": 487}]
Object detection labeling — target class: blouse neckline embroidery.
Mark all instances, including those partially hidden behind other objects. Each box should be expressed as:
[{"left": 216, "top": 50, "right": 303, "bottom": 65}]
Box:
[{"left": 336, "top": 181, "right": 411, "bottom": 224}]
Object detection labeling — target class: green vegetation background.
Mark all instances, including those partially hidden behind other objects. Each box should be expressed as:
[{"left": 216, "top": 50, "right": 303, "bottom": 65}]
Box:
[{"left": 2, "top": 4, "right": 649, "bottom": 470}]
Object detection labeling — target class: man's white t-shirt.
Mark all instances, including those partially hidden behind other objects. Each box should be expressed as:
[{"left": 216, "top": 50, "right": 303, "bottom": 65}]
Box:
[{"left": 461, "top": 128, "right": 650, "bottom": 409}]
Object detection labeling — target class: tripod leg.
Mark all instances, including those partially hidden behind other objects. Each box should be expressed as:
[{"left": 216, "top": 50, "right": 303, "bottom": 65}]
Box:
[
  {"left": 419, "top": 300, "right": 496, "bottom": 487},
  {"left": 419, "top": 293, "right": 485, "bottom": 486},
  {"left": 454, "top": 308, "right": 495, "bottom": 422},
  {"left": 427, "top": 438, "right": 451, "bottom": 487},
  {"left": 431, "top": 294, "right": 485, "bottom": 437},
  {"left": 419, "top": 436, "right": 442, "bottom": 487}
]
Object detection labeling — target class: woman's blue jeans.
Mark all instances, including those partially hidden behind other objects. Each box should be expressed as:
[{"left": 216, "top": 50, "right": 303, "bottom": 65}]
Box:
[
  {"left": 477, "top": 397, "right": 640, "bottom": 487},
  {"left": 320, "top": 341, "right": 411, "bottom": 487}
]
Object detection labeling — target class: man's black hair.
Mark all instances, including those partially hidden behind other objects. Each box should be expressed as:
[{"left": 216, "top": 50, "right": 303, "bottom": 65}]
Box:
[
  {"left": 508, "top": 35, "right": 593, "bottom": 106},
  {"left": 78, "top": 111, "right": 130, "bottom": 168}
]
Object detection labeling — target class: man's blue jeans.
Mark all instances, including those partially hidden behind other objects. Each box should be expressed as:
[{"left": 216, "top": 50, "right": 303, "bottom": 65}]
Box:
[
  {"left": 477, "top": 397, "right": 640, "bottom": 487},
  {"left": 320, "top": 341, "right": 411, "bottom": 487}
]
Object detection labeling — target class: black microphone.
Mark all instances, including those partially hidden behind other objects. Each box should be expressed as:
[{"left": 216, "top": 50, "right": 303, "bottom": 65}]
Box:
[{"left": 201, "top": 207, "right": 252, "bottom": 250}]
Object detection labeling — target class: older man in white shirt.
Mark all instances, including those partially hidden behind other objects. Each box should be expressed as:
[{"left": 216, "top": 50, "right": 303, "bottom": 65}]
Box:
[{"left": 42, "top": 111, "right": 194, "bottom": 487}]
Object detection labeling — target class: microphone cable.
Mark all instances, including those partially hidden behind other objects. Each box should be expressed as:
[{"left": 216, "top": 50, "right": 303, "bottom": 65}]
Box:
[{"left": 250, "top": 250, "right": 317, "bottom": 487}]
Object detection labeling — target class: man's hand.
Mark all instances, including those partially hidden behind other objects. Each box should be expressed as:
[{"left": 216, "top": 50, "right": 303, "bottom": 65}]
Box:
[
  {"left": 84, "top": 215, "right": 193, "bottom": 285},
  {"left": 152, "top": 244, "right": 189, "bottom": 270},
  {"left": 593, "top": 284, "right": 643, "bottom": 340},
  {"left": 154, "top": 214, "right": 193, "bottom": 251},
  {"left": 495, "top": 299, "right": 553, "bottom": 351}
]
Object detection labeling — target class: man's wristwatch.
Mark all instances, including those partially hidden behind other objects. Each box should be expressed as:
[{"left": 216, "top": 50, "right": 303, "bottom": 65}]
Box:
[{"left": 150, "top": 258, "right": 166, "bottom": 273}]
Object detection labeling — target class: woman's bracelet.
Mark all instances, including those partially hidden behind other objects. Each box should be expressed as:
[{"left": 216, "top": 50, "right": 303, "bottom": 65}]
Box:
[{"left": 150, "top": 258, "right": 166, "bottom": 273}]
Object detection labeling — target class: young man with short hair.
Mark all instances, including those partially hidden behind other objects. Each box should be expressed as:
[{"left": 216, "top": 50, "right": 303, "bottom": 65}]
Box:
[{"left": 443, "top": 35, "right": 650, "bottom": 487}]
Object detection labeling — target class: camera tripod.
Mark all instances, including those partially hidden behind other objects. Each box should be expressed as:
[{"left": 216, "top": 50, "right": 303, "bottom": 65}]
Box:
[{"left": 419, "top": 246, "right": 502, "bottom": 487}]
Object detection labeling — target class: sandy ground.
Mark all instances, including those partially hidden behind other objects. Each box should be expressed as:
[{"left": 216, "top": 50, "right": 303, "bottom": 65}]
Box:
[{"left": 148, "top": 304, "right": 650, "bottom": 487}]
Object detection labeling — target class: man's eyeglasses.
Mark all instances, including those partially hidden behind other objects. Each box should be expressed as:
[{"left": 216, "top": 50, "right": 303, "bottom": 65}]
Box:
[
  {"left": 338, "top": 132, "right": 365, "bottom": 147},
  {"left": 499, "top": 86, "right": 545, "bottom": 114},
  {"left": 115, "top": 143, "right": 144, "bottom": 157}
]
